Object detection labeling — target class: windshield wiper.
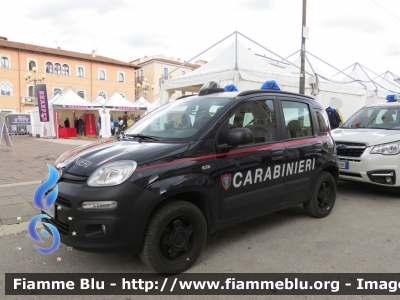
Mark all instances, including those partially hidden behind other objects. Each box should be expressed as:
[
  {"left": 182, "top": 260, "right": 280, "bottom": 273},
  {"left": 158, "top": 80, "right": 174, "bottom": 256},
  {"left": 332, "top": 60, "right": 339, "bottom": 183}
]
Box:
[{"left": 125, "top": 134, "right": 163, "bottom": 141}]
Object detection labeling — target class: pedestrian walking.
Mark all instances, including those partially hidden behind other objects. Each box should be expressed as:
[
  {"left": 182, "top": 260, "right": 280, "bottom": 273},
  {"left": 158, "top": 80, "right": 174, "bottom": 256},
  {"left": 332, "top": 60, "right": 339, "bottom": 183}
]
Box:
[{"left": 78, "top": 116, "right": 84, "bottom": 136}]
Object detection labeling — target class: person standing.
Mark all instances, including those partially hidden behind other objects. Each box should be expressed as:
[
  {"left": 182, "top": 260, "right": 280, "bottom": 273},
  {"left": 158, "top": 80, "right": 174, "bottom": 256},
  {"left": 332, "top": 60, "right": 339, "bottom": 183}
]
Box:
[
  {"left": 64, "top": 117, "right": 70, "bottom": 128},
  {"left": 127, "top": 117, "right": 134, "bottom": 128},
  {"left": 326, "top": 106, "right": 341, "bottom": 130},
  {"left": 78, "top": 116, "right": 84, "bottom": 136}
]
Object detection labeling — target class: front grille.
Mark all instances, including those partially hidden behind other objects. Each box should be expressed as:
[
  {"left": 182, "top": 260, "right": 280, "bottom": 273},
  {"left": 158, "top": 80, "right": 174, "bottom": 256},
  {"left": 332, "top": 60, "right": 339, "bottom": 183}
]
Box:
[
  {"left": 42, "top": 217, "right": 69, "bottom": 237},
  {"left": 339, "top": 171, "right": 362, "bottom": 178},
  {"left": 336, "top": 142, "right": 367, "bottom": 157}
]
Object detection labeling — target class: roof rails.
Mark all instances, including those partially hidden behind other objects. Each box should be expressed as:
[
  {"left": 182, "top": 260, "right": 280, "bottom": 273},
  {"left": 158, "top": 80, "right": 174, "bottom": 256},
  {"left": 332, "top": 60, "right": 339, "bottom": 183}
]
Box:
[{"left": 237, "top": 89, "right": 315, "bottom": 100}]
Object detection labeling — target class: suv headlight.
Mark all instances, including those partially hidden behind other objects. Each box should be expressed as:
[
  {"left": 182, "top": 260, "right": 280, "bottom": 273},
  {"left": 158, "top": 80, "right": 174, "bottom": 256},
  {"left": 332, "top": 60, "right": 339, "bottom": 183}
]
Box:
[
  {"left": 87, "top": 161, "right": 137, "bottom": 187},
  {"left": 371, "top": 143, "right": 400, "bottom": 155}
]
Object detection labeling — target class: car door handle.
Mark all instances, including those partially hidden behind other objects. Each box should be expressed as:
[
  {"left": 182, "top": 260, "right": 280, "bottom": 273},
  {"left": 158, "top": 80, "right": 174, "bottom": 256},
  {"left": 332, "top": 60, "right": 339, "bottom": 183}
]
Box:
[
  {"left": 313, "top": 143, "right": 323, "bottom": 150},
  {"left": 272, "top": 150, "right": 284, "bottom": 160}
]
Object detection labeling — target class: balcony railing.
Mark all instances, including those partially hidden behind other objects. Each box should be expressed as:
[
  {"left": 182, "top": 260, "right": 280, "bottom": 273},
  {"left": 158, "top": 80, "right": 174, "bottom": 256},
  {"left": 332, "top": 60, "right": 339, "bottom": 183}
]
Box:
[{"left": 135, "top": 76, "right": 144, "bottom": 83}]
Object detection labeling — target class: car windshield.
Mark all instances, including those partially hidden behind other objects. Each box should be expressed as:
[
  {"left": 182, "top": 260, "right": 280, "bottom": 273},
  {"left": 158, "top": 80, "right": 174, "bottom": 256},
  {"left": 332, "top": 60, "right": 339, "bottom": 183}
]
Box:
[
  {"left": 341, "top": 105, "right": 400, "bottom": 130},
  {"left": 124, "top": 95, "right": 233, "bottom": 141}
]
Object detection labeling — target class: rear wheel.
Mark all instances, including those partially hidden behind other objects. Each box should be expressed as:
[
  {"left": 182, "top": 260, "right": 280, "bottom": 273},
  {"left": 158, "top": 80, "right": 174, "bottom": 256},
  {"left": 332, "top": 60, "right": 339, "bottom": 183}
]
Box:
[
  {"left": 303, "top": 171, "right": 336, "bottom": 218},
  {"left": 140, "top": 201, "right": 207, "bottom": 274}
]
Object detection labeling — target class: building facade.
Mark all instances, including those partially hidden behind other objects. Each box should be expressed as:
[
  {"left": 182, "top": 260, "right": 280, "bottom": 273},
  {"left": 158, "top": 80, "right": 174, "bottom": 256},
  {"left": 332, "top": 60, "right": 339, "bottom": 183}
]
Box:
[
  {"left": 130, "top": 55, "right": 202, "bottom": 102},
  {"left": 0, "top": 37, "right": 139, "bottom": 114}
]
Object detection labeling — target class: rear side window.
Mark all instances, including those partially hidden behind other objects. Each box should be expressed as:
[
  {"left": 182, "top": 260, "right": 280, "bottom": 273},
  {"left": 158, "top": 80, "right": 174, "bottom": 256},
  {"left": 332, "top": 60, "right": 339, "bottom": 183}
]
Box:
[
  {"left": 316, "top": 109, "right": 329, "bottom": 135},
  {"left": 282, "top": 101, "right": 313, "bottom": 139}
]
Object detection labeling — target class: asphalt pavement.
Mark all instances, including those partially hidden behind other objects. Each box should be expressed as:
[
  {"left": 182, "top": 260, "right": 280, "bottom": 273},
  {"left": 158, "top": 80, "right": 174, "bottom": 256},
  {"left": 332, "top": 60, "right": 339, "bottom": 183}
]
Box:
[{"left": 1, "top": 136, "right": 400, "bottom": 299}]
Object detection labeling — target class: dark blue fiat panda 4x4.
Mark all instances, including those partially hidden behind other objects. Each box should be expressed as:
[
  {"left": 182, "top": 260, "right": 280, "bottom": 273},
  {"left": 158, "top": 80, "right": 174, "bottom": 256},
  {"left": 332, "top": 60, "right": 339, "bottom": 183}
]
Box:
[{"left": 45, "top": 82, "right": 338, "bottom": 273}]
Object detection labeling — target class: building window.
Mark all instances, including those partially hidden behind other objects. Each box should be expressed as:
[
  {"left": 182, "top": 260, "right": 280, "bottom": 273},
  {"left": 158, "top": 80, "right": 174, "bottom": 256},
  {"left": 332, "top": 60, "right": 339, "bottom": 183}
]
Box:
[
  {"left": 62, "top": 64, "right": 69, "bottom": 75},
  {"left": 46, "top": 62, "right": 53, "bottom": 73},
  {"left": 163, "top": 68, "right": 168, "bottom": 79},
  {"left": 77, "top": 67, "right": 84, "bottom": 77},
  {"left": 29, "top": 60, "right": 36, "bottom": 71},
  {"left": 54, "top": 63, "right": 61, "bottom": 74},
  {"left": 140, "top": 70, "right": 143, "bottom": 77},
  {"left": 98, "top": 91, "right": 107, "bottom": 99},
  {"left": 77, "top": 90, "right": 85, "bottom": 99},
  {"left": 54, "top": 88, "right": 62, "bottom": 96},
  {"left": 0, "top": 81, "right": 12, "bottom": 96},
  {"left": 28, "top": 86, "right": 35, "bottom": 97},
  {"left": 182, "top": 71, "right": 186, "bottom": 76},
  {"left": 182, "top": 91, "right": 186, "bottom": 96},
  {"left": 118, "top": 72, "right": 125, "bottom": 82},
  {"left": 99, "top": 69, "right": 106, "bottom": 80},
  {"left": 1, "top": 57, "right": 9, "bottom": 68},
  {"left": 120, "top": 93, "right": 126, "bottom": 98}
]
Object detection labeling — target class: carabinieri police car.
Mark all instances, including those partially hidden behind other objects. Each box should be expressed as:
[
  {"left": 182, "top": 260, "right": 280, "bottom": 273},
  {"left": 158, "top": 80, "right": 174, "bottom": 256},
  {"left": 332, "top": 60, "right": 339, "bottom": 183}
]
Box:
[{"left": 44, "top": 81, "right": 338, "bottom": 273}]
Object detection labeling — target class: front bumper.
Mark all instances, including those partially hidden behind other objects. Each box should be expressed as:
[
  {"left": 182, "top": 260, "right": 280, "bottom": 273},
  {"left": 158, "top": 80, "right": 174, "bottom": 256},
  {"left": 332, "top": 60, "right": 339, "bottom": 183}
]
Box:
[
  {"left": 41, "top": 179, "right": 163, "bottom": 253},
  {"left": 338, "top": 150, "right": 400, "bottom": 187}
]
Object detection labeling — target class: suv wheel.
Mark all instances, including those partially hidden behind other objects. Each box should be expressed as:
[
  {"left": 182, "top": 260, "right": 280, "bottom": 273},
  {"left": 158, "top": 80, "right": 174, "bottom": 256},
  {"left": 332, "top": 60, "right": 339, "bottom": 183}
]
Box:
[
  {"left": 140, "top": 201, "right": 207, "bottom": 274},
  {"left": 303, "top": 171, "right": 336, "bottom": 218}
]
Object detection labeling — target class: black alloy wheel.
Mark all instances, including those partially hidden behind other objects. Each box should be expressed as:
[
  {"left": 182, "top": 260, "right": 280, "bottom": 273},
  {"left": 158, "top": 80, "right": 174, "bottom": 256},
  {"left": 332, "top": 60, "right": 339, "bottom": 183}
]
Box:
[
  {"left": 140, "top": 201, "right": 207, "bottom": 274},
  {"left": 303, "top": 171, "right": 336, "bottom": 218}
]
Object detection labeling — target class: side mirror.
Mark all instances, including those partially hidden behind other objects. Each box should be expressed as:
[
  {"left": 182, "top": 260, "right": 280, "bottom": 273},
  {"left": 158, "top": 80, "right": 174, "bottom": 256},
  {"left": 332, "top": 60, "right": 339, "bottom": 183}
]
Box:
[{"left": 227, "top": 128, "right": 253, "bottom": 146}]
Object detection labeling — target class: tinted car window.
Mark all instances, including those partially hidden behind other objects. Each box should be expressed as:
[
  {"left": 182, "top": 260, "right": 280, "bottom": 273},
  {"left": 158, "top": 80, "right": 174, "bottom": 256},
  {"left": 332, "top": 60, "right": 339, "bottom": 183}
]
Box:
[
  {"left": 316, "top": 109, "right": 329, "bottom": 134},
  {"left": 282, "top": 101, "right": 313, "bottom": 138},
  {"left": 219, "top": 100, "right": 277, "bottom": 145}
]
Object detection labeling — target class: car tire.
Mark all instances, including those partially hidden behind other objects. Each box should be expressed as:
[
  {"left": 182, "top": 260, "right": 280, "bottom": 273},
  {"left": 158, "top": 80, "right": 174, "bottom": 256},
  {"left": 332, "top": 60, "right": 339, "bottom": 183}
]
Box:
[
  {"left": 140, "top": 201, "right": 207, "bottom": 274},
  {"left": 303, "top": 171, "right": 336, "bottom": 218}
]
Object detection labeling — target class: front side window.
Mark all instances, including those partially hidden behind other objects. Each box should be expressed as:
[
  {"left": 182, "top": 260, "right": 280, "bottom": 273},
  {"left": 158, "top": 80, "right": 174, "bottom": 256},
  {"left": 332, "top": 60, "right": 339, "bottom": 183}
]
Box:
[
  {"left": 1, "top": 57, "right": 9, "bottom": 68},
  {"left": 342, "top": 106, "right": 400, "bottom": 130},
  {"left": 46, "top": 62, "right": 53, "bottom": 73},
  {"left": 29, "top": 60, "right": 36, "bottom": 71},
  {"left": 62, "top": 64, "right": 69, "bottom": 75},
  {"left": 77, "top": 67, "right": 84, "bottom": 77},
  {"left": 219, "top": 100, "right": 276, "bottom": 145},
  {"left": 99, "top": 70, "right": 105, "bottom": 80},
  {"left": 0, "top": 81, "right": 12, "bottom": 96},
  {"left": 282, "top": 100, "right": 313, "bottom": 139},
  {"left": 54, "top": 63, "right": 61, "bottom": 74},
  {"left": 125, "top": 95, "right": 233, "bottom": 141}
]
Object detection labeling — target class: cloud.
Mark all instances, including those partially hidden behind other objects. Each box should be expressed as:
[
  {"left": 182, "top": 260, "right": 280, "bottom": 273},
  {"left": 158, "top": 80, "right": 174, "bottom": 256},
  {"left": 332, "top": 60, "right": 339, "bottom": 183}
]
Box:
[
  {"left": 27, "top": 0, "right": 129, "bottom": 19},
  {"left": 245, "top": 0, "right": 275, "bottom": 9},
  {"left": 322, "top": 16, "right": 383, "bottom": 33},
  {"left": 126, "top": 35, "right": 170, "bottom": 51},
  {"left": 386, "top": 46, "right": 400, "bottom": 57}
]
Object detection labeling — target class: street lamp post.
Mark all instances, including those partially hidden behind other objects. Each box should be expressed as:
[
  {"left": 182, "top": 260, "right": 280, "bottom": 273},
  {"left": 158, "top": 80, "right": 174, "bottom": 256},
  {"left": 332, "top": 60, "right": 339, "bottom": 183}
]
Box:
[
  {"left": 24, "top": 67, "right": 46, "bottom": 105},
  {"left": 136, "top": 77, "right": 154, "bottom": 100}
]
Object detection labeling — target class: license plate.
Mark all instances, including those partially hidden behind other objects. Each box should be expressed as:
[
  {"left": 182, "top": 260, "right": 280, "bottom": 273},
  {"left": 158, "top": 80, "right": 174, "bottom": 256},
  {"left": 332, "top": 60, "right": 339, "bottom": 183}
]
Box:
[
  {"left": 44, "top": 205, "right": 55, "bottom": 218},
  {"left": 339, "top": 161, "right": 349, "bottom": 169}
]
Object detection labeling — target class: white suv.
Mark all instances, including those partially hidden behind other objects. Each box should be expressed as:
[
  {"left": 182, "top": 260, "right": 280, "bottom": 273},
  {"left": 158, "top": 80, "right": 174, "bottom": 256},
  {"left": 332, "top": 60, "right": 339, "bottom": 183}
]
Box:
[{"left": 332, "top": 101, "right": 400, "bottom": 192}]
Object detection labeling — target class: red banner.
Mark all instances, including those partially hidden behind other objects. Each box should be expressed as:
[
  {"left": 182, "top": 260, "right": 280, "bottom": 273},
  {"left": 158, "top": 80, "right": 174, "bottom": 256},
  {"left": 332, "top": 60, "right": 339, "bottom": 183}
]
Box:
[{"left": 83, "top": 114, "right": 96, "bottom": 136}]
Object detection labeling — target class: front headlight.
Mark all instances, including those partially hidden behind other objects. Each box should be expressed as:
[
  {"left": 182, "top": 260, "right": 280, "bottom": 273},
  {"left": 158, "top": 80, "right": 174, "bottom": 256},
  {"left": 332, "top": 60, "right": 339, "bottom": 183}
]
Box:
[
  {"left": 371, "top": 142, "right": 400, "bottom": 155},
  {"left": 87, "top": 161, "right": 137, "bottom": 187}
]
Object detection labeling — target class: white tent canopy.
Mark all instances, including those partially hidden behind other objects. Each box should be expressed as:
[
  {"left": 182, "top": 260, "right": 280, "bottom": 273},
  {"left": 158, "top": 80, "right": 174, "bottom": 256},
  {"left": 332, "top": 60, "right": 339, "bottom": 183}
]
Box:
[
  {"left": 134, "top": 96, "right": 151, "bottom": 109},
  {"left": 94, "top": 93, "right": 146, "bottom": 111},
  {"left": 160, "top": 40, "right": 369, "bottom": 119},
  {"left": 51, "top": 90, "right": 94, "bottom": 109}
]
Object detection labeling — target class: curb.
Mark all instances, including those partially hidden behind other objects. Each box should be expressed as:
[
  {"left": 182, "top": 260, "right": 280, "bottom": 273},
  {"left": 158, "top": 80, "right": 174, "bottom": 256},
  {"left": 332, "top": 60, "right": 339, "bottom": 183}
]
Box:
[{"left": 0, "top": 221, "right": 43, "bottom": 237}]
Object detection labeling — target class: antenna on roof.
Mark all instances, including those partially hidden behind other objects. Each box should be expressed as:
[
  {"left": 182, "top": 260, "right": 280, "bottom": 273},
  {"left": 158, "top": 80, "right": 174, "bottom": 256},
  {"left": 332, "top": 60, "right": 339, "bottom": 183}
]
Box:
[{"left": 54, "top": 40, "right": 58, "bottom": 48}]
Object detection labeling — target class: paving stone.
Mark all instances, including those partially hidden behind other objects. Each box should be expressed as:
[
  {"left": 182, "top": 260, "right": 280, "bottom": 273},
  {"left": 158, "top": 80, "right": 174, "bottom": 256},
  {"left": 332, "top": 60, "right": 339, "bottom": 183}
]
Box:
[
  {"left": 0, "top": 203, "right": 38, "bottom": 220},
  {"left": 0, "top": 195, "right": 27, "bottom": 205},
  {"left": 0, "top": 187, "right": 19, "bottom": 197}
]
